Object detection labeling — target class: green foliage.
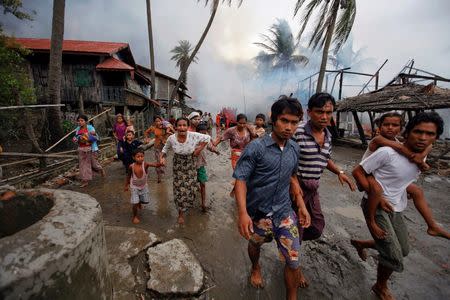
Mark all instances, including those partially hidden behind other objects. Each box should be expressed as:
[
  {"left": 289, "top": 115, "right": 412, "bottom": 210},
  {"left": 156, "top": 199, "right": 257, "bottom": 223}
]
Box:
[
  {"left": 0, "top": 0, "right": 34, "bottom": 20},
  {"left": 254, "top": 19, "right": 308, "bottom": 73},
  {"left": 62, "top": 119, "right": 73, "bottom": 134},
  {"left": 294, "top": 0, "right": 356, "bottom": 53},
  {"left": 0, "top": 29, "right": 36, "bottom": 106},
  {"left": 170, "top": 40, "right": 198, "bottom": 84}
]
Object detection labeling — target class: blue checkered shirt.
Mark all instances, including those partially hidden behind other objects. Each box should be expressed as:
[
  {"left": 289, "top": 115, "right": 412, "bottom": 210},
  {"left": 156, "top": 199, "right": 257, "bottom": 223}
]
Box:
[{"left": 233, "top": 134, "right": 299, "bottom": 226}]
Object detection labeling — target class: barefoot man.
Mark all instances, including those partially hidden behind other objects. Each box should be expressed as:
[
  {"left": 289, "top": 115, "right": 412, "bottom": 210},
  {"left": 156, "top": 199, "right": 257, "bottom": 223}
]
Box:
[
  {"left": 293, "top": 92, "right": 356, "bottom": 286},
  {"left": 352, "top": 112, "right": 444, "bottom": 299},
  {"left": 233, "top": 96, "right": 311, "bottom": 300}
]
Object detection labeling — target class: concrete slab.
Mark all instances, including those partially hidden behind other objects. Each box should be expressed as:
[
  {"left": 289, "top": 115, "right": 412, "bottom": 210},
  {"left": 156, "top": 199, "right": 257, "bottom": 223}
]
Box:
[
  {"left": 104, "top": 226, "right": 160, "bottom": 299},
  {"left": 146, "top": 239, "right": 204, "bottom": 295}
]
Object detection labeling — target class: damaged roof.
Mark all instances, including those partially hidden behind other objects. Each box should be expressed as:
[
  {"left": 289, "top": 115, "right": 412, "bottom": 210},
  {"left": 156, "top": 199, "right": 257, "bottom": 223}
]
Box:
[{"left": 336, "top": 83, "right": 450, "bottom": 112}]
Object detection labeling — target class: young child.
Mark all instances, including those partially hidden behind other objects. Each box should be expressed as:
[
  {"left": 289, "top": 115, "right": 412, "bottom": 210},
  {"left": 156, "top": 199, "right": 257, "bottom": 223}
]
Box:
[
  {"left": 351, "top": 112, "right": 449, "bottom": 259},
  {"left": 254, "top": 113, "right": 266, "bottom": 138},
  {"left": 124, "top": 149, "right": 160, "bottom": 224},
  {"left": 196, "top": 122, "right": 219, "bottom": 212},
  {"left": 119, "top": 130, "right": 142, "bottom": 174},
  {"left": 125, "top": 117, "right": 135, "bottom": 136}
]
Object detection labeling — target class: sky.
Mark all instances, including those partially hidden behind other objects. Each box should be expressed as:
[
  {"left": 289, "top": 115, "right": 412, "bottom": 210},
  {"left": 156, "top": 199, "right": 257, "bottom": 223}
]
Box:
[{"left": 2, "top": 0, "right": 450, "bottom": 114}]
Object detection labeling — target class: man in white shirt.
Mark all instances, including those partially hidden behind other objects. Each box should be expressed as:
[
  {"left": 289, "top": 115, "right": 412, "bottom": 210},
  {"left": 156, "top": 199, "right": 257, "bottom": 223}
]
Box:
[{"left": 352, "top": 112, "right": 444, "bottom": 300}]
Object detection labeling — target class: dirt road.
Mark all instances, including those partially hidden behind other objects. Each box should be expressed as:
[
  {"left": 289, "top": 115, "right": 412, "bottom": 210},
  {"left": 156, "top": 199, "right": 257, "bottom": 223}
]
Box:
[{"left": 67, "top": 139, "right": 450, "bottom": 299}]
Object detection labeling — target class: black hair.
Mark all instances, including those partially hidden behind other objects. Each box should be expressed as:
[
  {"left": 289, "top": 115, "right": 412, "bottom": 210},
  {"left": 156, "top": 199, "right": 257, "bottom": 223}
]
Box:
[
  {"left": 175, "top": 117, "right": 190, "bottom": 127},
  {"left": 236, "top": 113, "right": 247, "bottom": 122},
  {"left": 307, "top": 92, "right": 336, "bottom": 110},
  {"left": 196, "top": 110, "right": 203, "bottom": 115},
  {"left": 378, "top": 112, "right": 403, "bottom": 127},
  {"left": 154, "top": 115, "right": 163, "bottom": 122},
  {"left": 132, "top": 148, "right": 145, "bottom": 157},
  {"left": 125, "top": 130, "right": 135, "bottom": 135},
  {"left": 77, "top": 114, "right": 88, "bottom": 122},
  {"left": 255, "top": 113, "right": 266, "bottom": 121},
  {"left": 196, "top": 122, "right": 208, "bottom": 132},
  {"left": 270, "top": 95, "right": 303, "bottom": 123},
  {"left": 404, "top": 111, "right": 444, "bottom": 139}
]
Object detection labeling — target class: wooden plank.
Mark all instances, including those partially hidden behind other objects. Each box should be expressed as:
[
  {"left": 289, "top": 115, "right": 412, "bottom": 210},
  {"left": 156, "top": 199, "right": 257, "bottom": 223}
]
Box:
[
  {"left": 0, "top": 152, "right": 77, "bottom": 159},
  {"left": 0, "top": 104, "right": 65, "bottom": 110},
  {"left": 352, "top": 111, "right": 367, "bottom": 145}
]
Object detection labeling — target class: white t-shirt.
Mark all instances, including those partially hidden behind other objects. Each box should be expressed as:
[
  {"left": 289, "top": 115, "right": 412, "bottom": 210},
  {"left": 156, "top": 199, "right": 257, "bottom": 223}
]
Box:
[
  {"left": 162, "top": 132, "right": 210, "bottom": 155},
  {"left": 360, "top": 147, "right": 420, "bottom": 212}
]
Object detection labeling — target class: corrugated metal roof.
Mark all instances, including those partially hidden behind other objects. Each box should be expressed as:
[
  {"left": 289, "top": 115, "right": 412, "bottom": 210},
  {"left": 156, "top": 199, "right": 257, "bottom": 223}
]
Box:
[
  {"left": 14, "top": 38, "right": 128, "bottom": 55},
  {"left": 96, "top": 57, "right": 134, "bottom": 71}
]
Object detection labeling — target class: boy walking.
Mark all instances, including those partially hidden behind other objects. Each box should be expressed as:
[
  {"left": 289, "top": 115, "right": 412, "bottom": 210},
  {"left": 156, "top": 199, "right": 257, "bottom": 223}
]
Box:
[
  {"left": 119, "top": 130, "right": 142, "bottom": 174},
  {"left": 124, "top": 149, "right": 160, "bottom": 224}
]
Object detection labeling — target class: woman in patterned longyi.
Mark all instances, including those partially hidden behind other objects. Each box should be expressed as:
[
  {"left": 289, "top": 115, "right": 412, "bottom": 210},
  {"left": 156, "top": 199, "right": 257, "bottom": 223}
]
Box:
[{"left": 160, "top": 117, "right": 210, "bottom": 224}]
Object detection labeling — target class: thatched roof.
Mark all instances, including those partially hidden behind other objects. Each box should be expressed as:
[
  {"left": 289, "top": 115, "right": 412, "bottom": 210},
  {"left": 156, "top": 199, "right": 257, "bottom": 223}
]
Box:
[{"left": 336, "top": 83, "right": 450, "bottom": 112}]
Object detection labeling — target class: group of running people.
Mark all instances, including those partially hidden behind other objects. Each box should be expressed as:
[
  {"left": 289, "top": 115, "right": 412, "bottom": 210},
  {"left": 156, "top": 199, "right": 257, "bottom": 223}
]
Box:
[{"left": 74, "top": 92, "right": 449, "bottom": 299}]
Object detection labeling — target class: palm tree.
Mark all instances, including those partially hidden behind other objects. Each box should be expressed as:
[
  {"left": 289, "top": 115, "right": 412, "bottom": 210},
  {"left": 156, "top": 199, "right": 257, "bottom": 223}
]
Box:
[
  {"left": 170, "top": 40, "right": 198, "bottom": 85},
  {"left": 146, "top": 0, "right": 156, "bottom": 99},
  {"left": 294, "top": 0, "right": 356, "bottom": 92},
  {"left": 46, "top": 0, "right": 65, "bottom": 145},
  {"left": 168, "top": 0, "right": 243, "bottom": 113},
  {"left": 254, "top": 19, "right": 308, "bottom": 73}
]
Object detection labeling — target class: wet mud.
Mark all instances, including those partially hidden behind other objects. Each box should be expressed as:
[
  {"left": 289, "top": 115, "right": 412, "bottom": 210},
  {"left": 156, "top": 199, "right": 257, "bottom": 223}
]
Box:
[{"left": 66, "top": 136, "right": 450, "bottom": 299}]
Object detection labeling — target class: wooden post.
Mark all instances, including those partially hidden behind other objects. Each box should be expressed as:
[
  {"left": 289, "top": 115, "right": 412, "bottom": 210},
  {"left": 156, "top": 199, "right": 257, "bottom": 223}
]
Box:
[
  {"left": 336, "top": 111, "right": 340, "bottom": 130},
  {"left": 338, "top": 71, "right": 344, "bottom": 100},
  {"left": 375, "top": 73, "right": 379, "bottom": 90},
  {"left": 368, "top": 111, "right": 375, "bottom": 138},
  {"left": 78, "top": 89, "right": 84, "bottom": 114},
  {"left": 407, "top": 110, "right": 413, "bottom": 122},
  {"left": 352, "top": 111, "right": 367, "bottom": 145}
]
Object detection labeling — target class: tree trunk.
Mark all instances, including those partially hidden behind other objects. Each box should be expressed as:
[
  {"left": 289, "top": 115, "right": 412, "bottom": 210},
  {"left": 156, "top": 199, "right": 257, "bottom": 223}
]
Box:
[
  {"left": 168, "top": 0, "right": 219, "bottom": 113},
  {"left": 316, "top": 0, "right": 339, "bottom": 93},
  {"left": 13, "top": 89, "right": 43, "bottom": 153},
  {"left": 146, "top": 0, "right": 156, "bottom": 100},
  {"left": 47, "top": 0, "right": 65, "bottom": 144}
]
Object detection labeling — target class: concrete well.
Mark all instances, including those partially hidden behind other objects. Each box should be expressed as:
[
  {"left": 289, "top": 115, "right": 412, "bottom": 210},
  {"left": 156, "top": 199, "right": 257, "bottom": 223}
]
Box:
[{"left": 0, "top": 188, "right": 111, "bottom": 300}]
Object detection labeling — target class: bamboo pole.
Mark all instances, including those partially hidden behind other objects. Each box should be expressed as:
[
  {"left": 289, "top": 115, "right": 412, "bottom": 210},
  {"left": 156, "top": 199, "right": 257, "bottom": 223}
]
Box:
[
  {"left": 44, "top": 108, "right": 112, "bottom": 152},
  {"left": 0, "top": 152, "right": 77, "bottom": 159},
  {"left": 0, "top": 104, "right": 65, "bottom": 110},
  {"left": 0, "top": 142, "right": 115, "bottom": 168}
]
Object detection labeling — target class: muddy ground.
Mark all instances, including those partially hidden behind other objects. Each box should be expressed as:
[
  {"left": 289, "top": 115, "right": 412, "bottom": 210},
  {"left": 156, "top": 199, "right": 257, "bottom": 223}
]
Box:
[{"left": 66, "top": 135, "right": 450, "bottom": 299}]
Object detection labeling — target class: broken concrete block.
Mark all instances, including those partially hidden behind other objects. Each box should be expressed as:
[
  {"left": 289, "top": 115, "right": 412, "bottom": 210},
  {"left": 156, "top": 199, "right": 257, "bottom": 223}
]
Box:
[{"left": 146, "top": 239, "right": 204, "bottom": 295}]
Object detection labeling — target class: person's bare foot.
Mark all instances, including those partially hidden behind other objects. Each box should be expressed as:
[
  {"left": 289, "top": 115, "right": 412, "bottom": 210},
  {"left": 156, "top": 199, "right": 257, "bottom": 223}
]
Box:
[
  {"left": 249, "top": 265, "right": 264, "bottom": 288},
  {"left": 132, "top": 216, "right": 140, "bottom": 224},
  {"left": 369, "top": 221, "right": 387, "bottom": 240},
  {"left": 80, "top": 181, "right": 88, "bottom": 188},
  {"left": 177, "top": 214, "right": 185, "bottom": 224},
  {"left": 298, "top": 267, "right": 309, "bottom": 288},
  {"left": 372, "top": 284, "right": 395, "bottom": 300},
  {"left": 427, "top": 225, "right": 450, "bottom": 239},
  {"left": 350, "top": 239, "right": 368, "bottom": 261}
]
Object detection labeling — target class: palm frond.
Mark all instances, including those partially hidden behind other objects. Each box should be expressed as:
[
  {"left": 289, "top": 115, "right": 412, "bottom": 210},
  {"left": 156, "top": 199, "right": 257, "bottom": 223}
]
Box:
[
  {"left": 333, "top": 0, "right": 356, "bottom": 52},
  {"left": 253, "top": 42, "right": 277, "bottom": 53},
  {"left": 296, "top": 0, "right": 322, "bottom": 41},
  {"left": 291, "top": 55, "right": 309, "bottom": 66}
]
